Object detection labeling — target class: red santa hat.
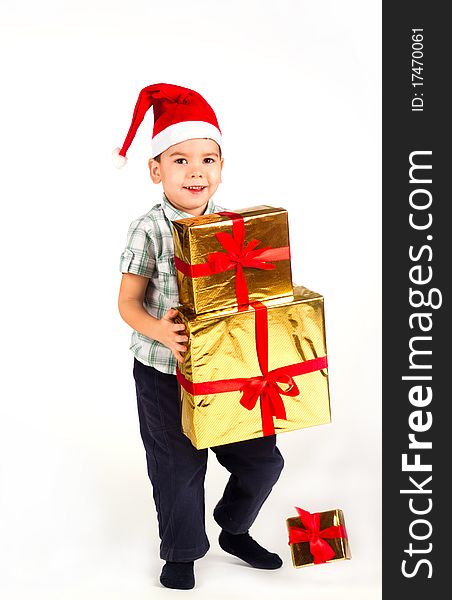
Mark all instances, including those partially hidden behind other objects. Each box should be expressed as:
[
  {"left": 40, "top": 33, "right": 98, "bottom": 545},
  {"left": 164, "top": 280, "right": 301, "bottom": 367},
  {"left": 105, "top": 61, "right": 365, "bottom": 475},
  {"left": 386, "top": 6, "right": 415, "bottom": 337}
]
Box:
[{"left": 113, "top": 83, "right": 222, "bottom": 168}]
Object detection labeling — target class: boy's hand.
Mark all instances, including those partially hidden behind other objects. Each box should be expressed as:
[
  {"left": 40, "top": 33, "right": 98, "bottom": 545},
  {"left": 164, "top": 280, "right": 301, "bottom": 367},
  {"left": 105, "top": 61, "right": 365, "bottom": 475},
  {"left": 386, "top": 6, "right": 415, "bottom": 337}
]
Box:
[{"left": 155, "top": 308, "right": 188, "bottom": 363}]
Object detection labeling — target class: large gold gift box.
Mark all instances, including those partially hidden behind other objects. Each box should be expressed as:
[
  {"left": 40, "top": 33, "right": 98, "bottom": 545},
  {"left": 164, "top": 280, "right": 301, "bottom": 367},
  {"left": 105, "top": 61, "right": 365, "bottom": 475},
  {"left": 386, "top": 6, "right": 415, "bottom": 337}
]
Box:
[
  {"left": 175, "top": 285, "right": 331, "bottom": 449},
  {"left": 286, "top": 508, "right": 351, "bottom": 568},
  {"left": 171, "top": 205, "right": 293, "bottom": 314}
]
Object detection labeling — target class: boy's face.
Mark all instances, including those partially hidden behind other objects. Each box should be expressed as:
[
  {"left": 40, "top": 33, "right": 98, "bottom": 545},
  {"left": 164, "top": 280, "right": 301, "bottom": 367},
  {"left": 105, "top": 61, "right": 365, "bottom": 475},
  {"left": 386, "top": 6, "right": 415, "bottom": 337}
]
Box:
[{"left": 148, "top": 138, "right": 224, "bottom": 216}]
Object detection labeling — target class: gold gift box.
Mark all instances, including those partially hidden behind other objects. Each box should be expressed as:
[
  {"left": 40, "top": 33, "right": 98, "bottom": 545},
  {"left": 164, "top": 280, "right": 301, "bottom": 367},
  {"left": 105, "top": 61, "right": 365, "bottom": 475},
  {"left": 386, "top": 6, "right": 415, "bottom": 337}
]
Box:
[
  {"left": 286, "top": 509, "right": 351, "bottom": 568},
  {"left": 175, "top": 285, "right": 331, "bottom": 449},
  {"left": 171, "top": 205, "right": 293, "bottom": 314}
]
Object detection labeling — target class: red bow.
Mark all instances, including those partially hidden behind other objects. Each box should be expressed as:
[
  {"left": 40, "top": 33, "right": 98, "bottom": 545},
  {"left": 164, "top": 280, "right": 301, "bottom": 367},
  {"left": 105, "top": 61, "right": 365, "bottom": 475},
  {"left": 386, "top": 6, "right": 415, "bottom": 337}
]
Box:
[
  {"left": 207, "top": 212, "right": 276, "bottom": 305},
  {"left": 288, "top": 507, "right": 347, "bottom": 564},
  {"left": 240, "top": 371, "right": 299, "bottom": 435},
  {"left": 238, "top": 302, "right": 298, "bottom": 435}
]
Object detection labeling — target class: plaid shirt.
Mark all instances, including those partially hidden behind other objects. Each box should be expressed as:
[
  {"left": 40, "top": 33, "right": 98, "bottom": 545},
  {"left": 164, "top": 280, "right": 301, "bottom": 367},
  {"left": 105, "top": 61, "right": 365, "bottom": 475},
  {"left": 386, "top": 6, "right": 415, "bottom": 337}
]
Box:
[{"left": 119, "top": 193, "right": 224, "bottom": 374}]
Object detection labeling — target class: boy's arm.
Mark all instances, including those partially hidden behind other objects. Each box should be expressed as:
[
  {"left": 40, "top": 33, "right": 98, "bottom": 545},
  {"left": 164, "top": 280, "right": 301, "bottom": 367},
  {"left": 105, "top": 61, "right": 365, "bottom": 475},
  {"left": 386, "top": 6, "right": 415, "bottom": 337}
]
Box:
[{"left": 118, "top": 273, "right": 188, "bottom": 363}]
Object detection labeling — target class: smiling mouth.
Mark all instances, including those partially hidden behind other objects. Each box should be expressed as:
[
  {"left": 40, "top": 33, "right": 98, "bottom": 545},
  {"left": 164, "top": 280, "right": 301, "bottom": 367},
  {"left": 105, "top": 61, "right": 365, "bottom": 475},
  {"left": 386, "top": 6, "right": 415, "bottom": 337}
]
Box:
[{"left": 184, "top": 185, "right": 206, "bottom": 190}]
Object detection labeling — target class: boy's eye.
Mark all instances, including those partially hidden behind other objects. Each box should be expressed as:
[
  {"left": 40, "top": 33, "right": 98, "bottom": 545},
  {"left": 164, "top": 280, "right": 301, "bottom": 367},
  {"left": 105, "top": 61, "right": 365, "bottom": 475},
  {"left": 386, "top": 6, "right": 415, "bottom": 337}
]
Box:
[{"left": 174, "top": 157, "right": 215, "bottom": 164}]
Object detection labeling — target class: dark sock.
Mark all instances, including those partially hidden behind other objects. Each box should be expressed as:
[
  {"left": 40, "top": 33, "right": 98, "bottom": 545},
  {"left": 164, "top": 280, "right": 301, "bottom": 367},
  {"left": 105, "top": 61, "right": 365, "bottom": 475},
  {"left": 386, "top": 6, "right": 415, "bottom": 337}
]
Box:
[
  {"left": 160, "top": 561, "right": 195, "bottom": 590},
  {"left": 219, "top": 530, "right": 283, "bottom": 570}
]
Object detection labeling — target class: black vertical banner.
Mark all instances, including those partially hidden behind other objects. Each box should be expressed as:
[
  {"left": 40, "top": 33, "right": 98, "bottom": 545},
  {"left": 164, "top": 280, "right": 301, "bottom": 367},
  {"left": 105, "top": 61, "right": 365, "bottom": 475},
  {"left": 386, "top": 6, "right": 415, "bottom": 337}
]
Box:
[{"left": 383, "top": 2, "right": 449, "bottom": 598}]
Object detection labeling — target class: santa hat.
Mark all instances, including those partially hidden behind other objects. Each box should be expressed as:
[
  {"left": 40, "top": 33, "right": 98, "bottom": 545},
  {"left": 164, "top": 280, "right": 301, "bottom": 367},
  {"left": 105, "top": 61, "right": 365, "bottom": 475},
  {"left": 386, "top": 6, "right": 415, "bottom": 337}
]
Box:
[{"left": 112, "top": 83, "right": 222, "bottom": 168}]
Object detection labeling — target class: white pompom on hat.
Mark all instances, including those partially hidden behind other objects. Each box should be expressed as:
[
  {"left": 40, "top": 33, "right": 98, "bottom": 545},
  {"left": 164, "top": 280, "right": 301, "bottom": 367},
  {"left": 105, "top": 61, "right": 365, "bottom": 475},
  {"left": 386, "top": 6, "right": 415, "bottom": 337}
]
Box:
[{"left": 113, "top": 83, "right": 222, "bottom": 168}]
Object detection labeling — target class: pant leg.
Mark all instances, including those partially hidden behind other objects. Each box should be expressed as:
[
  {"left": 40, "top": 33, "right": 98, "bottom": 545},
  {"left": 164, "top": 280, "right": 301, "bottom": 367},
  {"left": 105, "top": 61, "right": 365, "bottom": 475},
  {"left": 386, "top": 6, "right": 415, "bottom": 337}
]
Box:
[
  {"left": 211, "top": 435, "right": 284, "bottom": 534},
  {"left": 133, "top": 358, "right": 210, "bottom": 561}
]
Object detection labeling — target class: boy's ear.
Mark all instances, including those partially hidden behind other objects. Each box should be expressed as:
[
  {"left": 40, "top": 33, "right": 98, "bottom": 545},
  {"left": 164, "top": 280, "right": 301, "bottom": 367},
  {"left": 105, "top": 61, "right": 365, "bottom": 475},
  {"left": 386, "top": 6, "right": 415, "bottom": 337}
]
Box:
[
  {"left": 219, "top": 157, "right": 224, "bottom": 182},
  {"left": 148, "top": 158, "right": 162, "bottom": 183}
]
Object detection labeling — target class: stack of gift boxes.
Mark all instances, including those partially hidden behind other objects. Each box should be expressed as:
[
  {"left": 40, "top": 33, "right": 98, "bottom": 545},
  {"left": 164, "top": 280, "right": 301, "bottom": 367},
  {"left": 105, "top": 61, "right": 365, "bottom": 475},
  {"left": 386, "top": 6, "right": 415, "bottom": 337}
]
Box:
[
  {"left": 171, "top": 205, "right": 351, "bottom": 569},
  {"left": 171, "top": 205, "right": 331, "bottom": 451}
]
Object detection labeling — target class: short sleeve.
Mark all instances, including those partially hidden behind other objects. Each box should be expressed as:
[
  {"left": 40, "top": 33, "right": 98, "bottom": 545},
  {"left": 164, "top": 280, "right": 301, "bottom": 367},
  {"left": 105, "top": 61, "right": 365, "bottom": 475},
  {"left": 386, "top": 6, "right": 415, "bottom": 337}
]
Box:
[{"left": 119, "top": 218, "right": 156, "bottom": 277}]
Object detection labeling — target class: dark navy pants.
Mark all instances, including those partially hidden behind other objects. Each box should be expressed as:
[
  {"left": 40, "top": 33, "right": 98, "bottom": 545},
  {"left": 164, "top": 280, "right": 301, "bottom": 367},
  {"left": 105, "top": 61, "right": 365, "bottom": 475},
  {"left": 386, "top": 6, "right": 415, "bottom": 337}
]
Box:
[{"left": 133, "top": 358, "right": 284, "bottom": 562}]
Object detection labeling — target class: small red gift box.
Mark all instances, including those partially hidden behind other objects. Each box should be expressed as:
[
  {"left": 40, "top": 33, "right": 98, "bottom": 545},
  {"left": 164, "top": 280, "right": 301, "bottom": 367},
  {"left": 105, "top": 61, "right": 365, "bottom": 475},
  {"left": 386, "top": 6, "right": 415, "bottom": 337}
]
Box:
[{"left": 287, "top": 507, "right": 351, "bottom": 567}]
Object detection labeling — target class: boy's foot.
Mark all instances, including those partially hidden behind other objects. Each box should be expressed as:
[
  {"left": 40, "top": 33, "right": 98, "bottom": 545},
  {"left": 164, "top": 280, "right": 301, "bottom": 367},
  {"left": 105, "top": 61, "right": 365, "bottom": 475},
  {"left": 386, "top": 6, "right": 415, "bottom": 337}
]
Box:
[
  {"left": 218, "top": 530, "right": 283, "bottom": 570},
  {"left": 160, "top": 561, "right": 195, "bottom": 590}
]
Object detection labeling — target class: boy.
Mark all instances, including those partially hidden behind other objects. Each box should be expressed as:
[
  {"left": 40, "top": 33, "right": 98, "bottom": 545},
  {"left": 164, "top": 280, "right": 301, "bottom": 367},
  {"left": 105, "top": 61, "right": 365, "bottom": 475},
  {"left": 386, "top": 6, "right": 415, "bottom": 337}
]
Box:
[{"left": 115, "top": 84, "right": 284, "bottom": 590}]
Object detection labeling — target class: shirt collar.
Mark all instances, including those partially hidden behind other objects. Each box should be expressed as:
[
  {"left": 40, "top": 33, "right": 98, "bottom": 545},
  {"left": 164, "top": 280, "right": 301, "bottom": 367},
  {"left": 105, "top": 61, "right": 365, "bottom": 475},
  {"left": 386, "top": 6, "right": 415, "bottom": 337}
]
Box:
[{"left": 161, "top": 193, "right": 218, "bottom": 222}]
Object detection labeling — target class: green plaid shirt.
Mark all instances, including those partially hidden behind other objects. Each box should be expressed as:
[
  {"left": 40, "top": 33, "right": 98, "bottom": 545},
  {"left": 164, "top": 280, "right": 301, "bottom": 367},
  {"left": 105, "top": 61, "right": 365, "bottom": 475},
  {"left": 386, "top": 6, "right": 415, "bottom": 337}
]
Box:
[{"left": 119, "top": 193, "right": 224, "bottom": 374}]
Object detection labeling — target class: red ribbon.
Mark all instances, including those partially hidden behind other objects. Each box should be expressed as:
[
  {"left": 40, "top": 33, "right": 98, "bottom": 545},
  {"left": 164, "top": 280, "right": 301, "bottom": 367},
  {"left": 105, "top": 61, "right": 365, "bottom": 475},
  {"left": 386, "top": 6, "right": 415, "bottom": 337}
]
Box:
[
  {"left": 239, "top": 301, "right": 295, "bottom": 434},
  {"left": 288, "top": 507, "right": 348, "bottom": 564},
  {"left": 174, "top": 211, "right": 290, "bottom": 306},
  {"left": 176, "top": 301, "right": 328, "bottom": 436}
]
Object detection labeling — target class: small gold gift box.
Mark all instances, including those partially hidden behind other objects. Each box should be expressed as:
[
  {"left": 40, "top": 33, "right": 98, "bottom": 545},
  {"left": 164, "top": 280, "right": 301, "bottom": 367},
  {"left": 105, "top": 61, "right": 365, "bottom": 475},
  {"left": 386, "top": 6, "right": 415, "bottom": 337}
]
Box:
[
  {"left": 287, "top": 507, "right": 351, "bottom": 568},
  {"left": 171, "top": 205, "right": 293, "bottom": 314},
  {"left": 175, "top": 285, "right": 330, "bottom": 449}
]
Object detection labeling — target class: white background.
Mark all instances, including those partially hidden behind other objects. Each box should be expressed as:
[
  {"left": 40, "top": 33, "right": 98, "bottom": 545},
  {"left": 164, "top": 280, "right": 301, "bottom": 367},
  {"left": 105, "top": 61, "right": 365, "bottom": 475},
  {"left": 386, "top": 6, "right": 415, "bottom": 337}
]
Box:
[{"left": 0, "top": 1, "right": 381, "bottom": 598}]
